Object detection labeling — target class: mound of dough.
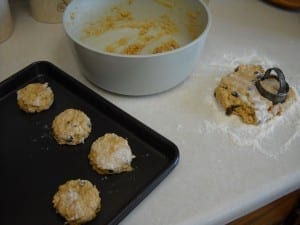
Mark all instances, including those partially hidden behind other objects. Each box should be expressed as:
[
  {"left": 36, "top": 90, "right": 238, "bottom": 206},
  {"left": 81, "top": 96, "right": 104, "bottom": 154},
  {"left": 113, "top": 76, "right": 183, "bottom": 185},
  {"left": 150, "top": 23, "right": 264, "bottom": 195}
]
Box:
[
  {"left": 52, "top": 109, "right": 92, "bottom": 145},
  {"left": 88, "top": 133, "right": 135, "bottom": 174},
  {"left": 53, "top": 179, "right": 101, "bottom": 225},
  {"left": 214, "top": 65, "right": 296, "bottom": 124},
  {"left": 17, "top": 83, "right": 54, "bottom": 113}
]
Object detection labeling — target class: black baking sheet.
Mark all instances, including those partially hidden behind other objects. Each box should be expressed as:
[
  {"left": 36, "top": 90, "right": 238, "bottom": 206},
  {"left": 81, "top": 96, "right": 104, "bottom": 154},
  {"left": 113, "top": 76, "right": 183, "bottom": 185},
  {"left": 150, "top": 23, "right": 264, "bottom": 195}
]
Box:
[{"left": 0, "top": 61, "right": 179, "bottom": 225}]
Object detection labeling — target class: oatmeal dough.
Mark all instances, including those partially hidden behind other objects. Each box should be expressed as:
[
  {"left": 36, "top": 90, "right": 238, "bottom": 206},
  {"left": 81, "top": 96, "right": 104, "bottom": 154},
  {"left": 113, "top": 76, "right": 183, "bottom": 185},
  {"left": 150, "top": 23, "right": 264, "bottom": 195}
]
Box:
[
  {"left": 53, "top": 179, "right": 101, "bottom": 225},
  {"left": 88, "top": 133, "right": 135, "bottom": 174},
  {"left": 17, "top": 82, "right": 54, "bottom": 113},
  {"left": 52, "top": 109, "right": 92, "bottom": 145},
  {"left": 214, "top": 64, "right": 296, "bottom": 125}
]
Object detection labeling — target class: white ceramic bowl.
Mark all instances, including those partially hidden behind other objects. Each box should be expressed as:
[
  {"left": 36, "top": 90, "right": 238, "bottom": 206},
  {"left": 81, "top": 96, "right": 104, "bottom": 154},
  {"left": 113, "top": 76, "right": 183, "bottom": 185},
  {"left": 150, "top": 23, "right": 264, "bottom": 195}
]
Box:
[{"left": 63, "top": 0, "right": 211, "bottom": 95}]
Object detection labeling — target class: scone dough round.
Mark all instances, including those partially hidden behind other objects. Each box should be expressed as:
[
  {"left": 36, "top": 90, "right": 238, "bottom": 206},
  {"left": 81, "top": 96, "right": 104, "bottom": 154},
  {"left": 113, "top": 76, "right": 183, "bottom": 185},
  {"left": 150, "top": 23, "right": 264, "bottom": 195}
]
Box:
[
  {"left": 53, "top": 179, "right": 101, "bottom": 225},
  {"left": 52, "top": 109, "right": 92, "bottom": 145},
  {"left": 88, "top": 133, "right": 135, "bottom": 174},
  {"left": 214, "top": 64, "right": 296, "bottom": 124},
  {"left": 17, "top": 82, "right": 54, "bottom": 113}
]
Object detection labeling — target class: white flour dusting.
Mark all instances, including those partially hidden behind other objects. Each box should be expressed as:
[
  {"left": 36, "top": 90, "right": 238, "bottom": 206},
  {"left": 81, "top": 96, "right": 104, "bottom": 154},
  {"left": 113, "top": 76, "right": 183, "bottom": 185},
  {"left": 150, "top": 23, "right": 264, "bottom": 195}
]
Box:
[
  {"left": 194, "top": 54, "right": 300, "bottom": 159},
  {"left": 207, "top": 51, "right": 280, "bottom": 69},
  {"left": 201, "top": 91, "right": 300, "bottom": 159},
  {"left": 117, "top": 53, "right": 300, "bottom": 160}
]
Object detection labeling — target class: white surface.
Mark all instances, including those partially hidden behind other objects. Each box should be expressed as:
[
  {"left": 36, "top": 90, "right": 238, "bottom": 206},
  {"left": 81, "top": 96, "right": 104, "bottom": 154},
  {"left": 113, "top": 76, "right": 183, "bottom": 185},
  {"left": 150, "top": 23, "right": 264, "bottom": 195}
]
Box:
[{"left": 1, "top": 0, "right": 300, "bottom": 224}]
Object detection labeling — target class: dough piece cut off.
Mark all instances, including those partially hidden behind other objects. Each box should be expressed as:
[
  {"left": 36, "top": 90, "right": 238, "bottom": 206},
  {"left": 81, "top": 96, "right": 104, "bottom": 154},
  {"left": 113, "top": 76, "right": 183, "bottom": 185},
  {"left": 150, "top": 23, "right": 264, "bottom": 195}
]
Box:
[
  {"left": 52, "top": 108, "right": 92, "bottom": 145},
  {"left": 89, "top": 133, "right": 135, "bottom": 174},
  {"left": 53, "top": 179, "right": 101, "bottom": 225},
  {"left": 17, "top": 82, "right": 54, "bottom": 113}
]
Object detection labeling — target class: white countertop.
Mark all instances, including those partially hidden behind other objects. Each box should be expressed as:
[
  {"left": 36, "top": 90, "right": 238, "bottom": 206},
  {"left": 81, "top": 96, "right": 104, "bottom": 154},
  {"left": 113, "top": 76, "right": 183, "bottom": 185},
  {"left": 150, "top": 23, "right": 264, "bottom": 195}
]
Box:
[{"left": 1, "top": 1, "right": 300, "bottom": 225}]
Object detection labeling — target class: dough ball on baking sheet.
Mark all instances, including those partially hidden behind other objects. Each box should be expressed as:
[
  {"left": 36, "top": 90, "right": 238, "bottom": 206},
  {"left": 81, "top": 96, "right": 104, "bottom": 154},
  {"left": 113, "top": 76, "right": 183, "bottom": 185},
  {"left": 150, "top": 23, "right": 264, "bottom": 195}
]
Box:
[
  {"left": 89, "top": 133, "right": 135, "bottom": 174},
  {"left": 52, "top": 108, "right": 92, "bottom": 145}
]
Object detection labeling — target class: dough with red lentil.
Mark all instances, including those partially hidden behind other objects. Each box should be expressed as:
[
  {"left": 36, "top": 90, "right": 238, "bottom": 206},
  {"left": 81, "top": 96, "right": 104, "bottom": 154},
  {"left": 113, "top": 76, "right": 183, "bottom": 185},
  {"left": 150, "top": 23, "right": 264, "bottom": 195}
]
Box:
[
  {"left": 88, "top": 133, "right": 135, "bottom": 174},
  {"left": 214, "top": 64, "right": 296, "bottom": 125},
  {"left": 52, "top": 179, "right": 101, "bottom": 225},
  {"left": 17, "top": 83, "right": 54, "bottom": 113},
  {"left": 52, "top": 109, "right": 92, "bottom": 145}
]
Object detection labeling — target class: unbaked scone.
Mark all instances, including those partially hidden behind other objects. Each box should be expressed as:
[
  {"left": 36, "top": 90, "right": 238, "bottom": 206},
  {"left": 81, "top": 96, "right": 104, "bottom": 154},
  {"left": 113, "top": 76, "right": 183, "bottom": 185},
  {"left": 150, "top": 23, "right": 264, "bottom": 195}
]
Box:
[
  {"left": 17, "top": 82, "right": 54, "bottom": 113},
  {"left": 214, "top": 65, "right": 296, "bottom": 125},
  {"left": 53, "top": 179, "right": 101, "bottom": 225},
  {"left": 52, "top": 109, "right": 92, "bottom": 145},
  {"left": 88, "top": 133, "right": 135, "bottom": 174}
]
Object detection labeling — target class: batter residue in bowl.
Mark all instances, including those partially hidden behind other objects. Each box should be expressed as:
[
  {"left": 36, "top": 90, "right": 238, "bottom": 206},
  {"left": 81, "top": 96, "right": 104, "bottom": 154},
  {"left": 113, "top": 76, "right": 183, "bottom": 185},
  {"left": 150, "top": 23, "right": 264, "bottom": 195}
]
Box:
[{"left": 80, "top": 0, "right": 203, "bottom": 55}]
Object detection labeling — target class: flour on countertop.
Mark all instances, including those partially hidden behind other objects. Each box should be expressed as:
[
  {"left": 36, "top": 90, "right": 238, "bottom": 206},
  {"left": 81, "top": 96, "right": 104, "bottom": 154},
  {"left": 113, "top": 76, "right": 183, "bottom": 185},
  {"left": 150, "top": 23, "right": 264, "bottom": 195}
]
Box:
[
  {"left": 207, "top": 51, "right": 280, "bottom": 70},
  {"left": 195, "top": 55, "right": 300, "bottom": 159},
  {"left": 201, "top": 90, "right": 300, "bottom": 159},
  {"left": 113, "top": 54, "right": 300, "bottom": 159}
]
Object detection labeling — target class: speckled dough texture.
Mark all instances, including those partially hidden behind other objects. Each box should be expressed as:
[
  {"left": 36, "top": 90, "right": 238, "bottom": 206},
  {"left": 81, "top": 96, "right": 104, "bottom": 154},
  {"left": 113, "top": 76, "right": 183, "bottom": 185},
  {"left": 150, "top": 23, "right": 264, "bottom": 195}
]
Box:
[
  {"left": 53, "top": 179, "right": 101, "bottom": 225},
  {"left": 17, "top": 82, "right": 54, "bottom": 113},
  {"left": 52, "top": 108, "right": 92, "bottom": 145},
  {"left": 214, "top": 64, "right": 296, "bottom": 125},
  {"left": 89, "top": 133, "right": 135, "bottom": 174}
]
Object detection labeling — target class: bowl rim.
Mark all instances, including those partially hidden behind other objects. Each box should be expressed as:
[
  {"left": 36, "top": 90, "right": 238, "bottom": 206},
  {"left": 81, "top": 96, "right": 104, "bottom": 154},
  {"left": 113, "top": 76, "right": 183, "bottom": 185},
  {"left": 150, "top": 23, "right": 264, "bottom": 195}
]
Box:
[{"left": 63, "top": 0, "right": 212, "bottom": 59}]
